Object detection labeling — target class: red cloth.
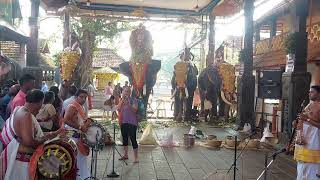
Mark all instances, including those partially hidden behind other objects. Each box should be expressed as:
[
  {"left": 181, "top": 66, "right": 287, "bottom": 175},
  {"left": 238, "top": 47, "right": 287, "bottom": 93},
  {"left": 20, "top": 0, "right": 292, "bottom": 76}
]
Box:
[
  {"left": 88, "top": 96, "right": 93, "bottom": 110},
  {"left": 10, "top": 90, "right": 26, "bottom": 113}
]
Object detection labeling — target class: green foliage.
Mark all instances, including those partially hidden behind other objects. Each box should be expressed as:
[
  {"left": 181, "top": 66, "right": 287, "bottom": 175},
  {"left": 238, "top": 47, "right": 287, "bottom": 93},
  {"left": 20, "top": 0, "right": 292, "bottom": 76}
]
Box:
[
  {"left": 52, "top": 53, "right": 60, "bottom": 66},
  {"left": 284, "top": 33, "right": 298, "bottom": 54},
  {"left": 71, "top": 17, "right": 132, "bottom": 48},
  {"left": 238, "top": 49, "right": 249, "bottom": 63}
]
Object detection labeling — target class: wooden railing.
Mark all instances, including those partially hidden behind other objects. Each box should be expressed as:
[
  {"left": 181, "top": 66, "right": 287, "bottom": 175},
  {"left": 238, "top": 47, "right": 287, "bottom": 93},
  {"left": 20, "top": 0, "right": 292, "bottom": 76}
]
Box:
[{"left": 254, "top": 22, "right": 320, "bottom": 56}]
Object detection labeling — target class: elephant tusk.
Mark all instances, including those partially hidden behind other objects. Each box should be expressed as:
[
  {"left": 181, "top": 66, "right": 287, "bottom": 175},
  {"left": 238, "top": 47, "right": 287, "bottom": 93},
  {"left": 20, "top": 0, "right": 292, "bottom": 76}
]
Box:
[
  {"left": 171, "top": 88, "right": 177, "bottom": 99},
  {"left": 221, "top": 91, "right": 233, "bottom": 106},
  {"left": 143, "top": 84, "right": 146, "bottom": 95},
  {"left": 185, "top": 87, "right": 189, "bottom": 98}
]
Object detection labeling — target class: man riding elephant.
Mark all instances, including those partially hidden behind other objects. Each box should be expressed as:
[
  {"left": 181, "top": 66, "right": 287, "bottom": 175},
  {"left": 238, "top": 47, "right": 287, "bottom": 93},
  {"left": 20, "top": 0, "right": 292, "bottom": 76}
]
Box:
[{"left": 171, "top": 47, "right": 198, "bottom": 122}]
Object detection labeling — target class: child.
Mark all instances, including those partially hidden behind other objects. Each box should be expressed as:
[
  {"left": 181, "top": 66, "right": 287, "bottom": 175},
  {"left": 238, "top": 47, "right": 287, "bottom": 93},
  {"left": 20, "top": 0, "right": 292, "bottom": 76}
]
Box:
[
  {"left": 204, "top": 94, "right": 212, "bottom": 122},
  {"left": 103, "top": 95, "right": 117, "bottom": 120}
]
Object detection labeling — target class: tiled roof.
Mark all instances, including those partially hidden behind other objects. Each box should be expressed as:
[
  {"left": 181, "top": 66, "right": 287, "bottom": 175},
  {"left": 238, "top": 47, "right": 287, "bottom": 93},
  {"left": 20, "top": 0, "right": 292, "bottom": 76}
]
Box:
[{"left": 92, "top": 48, "right": 126, "bottom": 68}]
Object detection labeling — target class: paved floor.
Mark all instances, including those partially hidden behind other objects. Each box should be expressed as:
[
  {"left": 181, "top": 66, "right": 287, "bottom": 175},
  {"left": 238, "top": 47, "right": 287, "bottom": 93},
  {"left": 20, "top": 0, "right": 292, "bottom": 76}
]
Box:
[
  {"left": 88, "top": 92, "right": 296, "bottom": 180},
  {"left": 85, "top": 124, "right": 296, "bottom": 180}
]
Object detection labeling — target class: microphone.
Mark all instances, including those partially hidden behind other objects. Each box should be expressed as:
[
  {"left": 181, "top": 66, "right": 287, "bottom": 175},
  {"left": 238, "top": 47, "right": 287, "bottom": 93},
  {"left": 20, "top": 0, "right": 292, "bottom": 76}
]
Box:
[{"left": 270, "top": 148, "right": 286, "bottom": 159}]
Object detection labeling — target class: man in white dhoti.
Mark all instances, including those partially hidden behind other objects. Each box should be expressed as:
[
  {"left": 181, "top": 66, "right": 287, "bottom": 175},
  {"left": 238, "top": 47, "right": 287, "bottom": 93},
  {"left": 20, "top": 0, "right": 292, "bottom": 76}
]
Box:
[
  {"left": 64, "top": 89, "right": 91, "bottom": 180},
  {"left": 0, "top": 89, "right": 65, "bottom": 180},
  {"left": 294, "top": 85, "right": 320, "bottom": 180}
]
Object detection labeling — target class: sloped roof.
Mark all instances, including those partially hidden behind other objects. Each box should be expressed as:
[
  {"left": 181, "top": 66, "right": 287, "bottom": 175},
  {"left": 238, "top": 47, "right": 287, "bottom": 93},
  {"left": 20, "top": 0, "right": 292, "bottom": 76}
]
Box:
[
  {"left": 92, "top": 48, "right": 126, "bottom": 68},
  {"left": 93, "top": 66, "right": 117, "bottom": 74},
  {"left": 39, "top": 54, "right": 56, "bottom": 70}
]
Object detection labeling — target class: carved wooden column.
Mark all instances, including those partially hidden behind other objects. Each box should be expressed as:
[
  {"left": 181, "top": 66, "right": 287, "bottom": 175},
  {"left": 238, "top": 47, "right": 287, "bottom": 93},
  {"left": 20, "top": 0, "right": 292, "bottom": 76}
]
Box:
[
  {"left": 25, "top": 0, "right": 42, "bottom": 88},
  {"left": 315, "top": 62, "right": 320, "bottom": 85},
  {"left": 255, "top": 25, "right": 261, "bottom": 42},
  {"left": 206, "top": 12, "right": 215, "bottom": 66},
  {"left": 270, "top": 17, "right": 277, "bottom": 37},
  {"left": 282, "top": 0, "right": 311, "bottom": 140},
  {"left": 63, "top": 11, "right": 70, "bottom": 49},
  {"left": 239, "top": 0, "right": 255, "bottom": 129}
]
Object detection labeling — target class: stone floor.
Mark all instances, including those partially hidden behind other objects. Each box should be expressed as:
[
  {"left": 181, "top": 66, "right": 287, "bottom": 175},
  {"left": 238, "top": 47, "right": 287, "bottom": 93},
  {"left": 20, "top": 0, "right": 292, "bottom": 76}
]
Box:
[
  {"left": 85, "top": 123, "right": 296, "bottom": 180},
  {"left": 88, "top": 93, "right": 296, "bottom": 180}
]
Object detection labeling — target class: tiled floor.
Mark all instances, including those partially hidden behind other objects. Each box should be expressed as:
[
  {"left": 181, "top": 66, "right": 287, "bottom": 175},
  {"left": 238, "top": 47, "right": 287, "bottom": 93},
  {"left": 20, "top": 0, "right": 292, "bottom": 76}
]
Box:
[{"left": 85, "top": 125, "right": 296, "bottom": 180}]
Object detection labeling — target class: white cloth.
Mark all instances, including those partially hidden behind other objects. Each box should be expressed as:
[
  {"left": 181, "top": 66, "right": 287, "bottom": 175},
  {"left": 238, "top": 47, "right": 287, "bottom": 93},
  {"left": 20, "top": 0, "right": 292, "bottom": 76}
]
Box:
[
  {"left": 296, "top": 123, "right": 320, "bottom": 180},
  {"left": 104, "top": 105, "right": 117, "bottom": 113},
  {"left": 36, "top": 104, "right": 56, "bottom": 130},
  {"left": 297, "top": 161, "right": 320, "bottom": 180},
  {"left": 1, "top": 107, "right": 44, "bottom": 180},
  {"left": 64, "top": 106, "right": 90, "bottom": 180},
  {"left": 87, "top": 84, "right": 95, "bottom": 97}
]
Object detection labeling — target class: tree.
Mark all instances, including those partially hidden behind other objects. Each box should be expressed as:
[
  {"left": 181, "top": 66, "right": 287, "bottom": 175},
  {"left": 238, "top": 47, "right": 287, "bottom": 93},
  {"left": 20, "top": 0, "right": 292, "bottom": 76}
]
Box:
[{"left": 70, "top": 17, "right": 131, "bottom": 87}]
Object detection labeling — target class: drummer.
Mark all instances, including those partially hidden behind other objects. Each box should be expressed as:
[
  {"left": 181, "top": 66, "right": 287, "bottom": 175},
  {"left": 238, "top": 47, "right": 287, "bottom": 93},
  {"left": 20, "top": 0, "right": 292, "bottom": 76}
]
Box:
[
  {"left": 0, "top": 89, "right": 66, "bottom": 180},
  {"left": 64, "top": 89, "right": 91, "bottom": 180}
]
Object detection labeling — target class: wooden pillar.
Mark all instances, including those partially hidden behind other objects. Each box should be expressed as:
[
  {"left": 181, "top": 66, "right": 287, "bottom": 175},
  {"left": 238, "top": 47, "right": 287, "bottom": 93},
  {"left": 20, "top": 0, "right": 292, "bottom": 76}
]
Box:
[
  {"left": 270, "top": 17, "right": 277, "bottom": 37},
  {"left": 239, "top": 0, "right": 255, "bottom": 129},
  {"left": 63, "top": 11, "right": 70, "bottom": 49},
  {"left": 315, "top": 63, "right": 320, "bottom": 85},
  {"left": 206, "top": 13, "right": 215, "bottom": 66},
  {"left": 255, "top": 25, "right": 261, "bottom": 42},
  {"left": 25, "top": 0, "right": 42, "bottom": 89},
  {"left": 282, "top": 0, "right": 311, "bottom": 140},
  {"left": 26, "top": 0, "right": 40, "bottom": 66}
]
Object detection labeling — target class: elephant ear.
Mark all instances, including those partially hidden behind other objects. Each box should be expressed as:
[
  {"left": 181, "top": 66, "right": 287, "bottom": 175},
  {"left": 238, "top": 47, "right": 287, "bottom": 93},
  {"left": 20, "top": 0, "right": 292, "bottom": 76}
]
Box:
[
  {"left": 119, "top": 62, "right": 131, "bottom": 77},
  {"left": 148, "top": 60, "right": 161, "bottom": 74}
]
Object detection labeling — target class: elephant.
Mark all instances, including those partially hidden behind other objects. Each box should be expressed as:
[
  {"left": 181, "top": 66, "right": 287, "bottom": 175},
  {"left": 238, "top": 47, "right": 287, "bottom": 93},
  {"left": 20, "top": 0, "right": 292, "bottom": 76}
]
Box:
[
  {"left": 171, "top": 48, "right": 198, "bottom": 121},
  {"left": 119, "top": 60, "right": 161, "bottom": 119},
  {"left": 198, "top": 63, "right": 236, "bottom": 120}
]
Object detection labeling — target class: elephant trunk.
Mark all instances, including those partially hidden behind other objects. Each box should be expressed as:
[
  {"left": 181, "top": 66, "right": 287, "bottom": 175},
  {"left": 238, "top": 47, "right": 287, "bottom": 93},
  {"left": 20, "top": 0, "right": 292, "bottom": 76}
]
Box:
[{"left": 143, "top": 84, "right": 146, "bottom": 95}]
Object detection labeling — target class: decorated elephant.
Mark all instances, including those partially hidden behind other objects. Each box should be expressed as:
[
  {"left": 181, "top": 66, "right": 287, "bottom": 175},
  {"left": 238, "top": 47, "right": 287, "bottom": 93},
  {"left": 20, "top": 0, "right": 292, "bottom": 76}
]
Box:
[
  {"left": 171, "top": 47, "right": 198, "bottom": 121},
  {"left": 119, "top": 25, "right": 161, "bottom": 120},
  {"left": 198, "top": 61, "right": 236, "bottom": 119}
]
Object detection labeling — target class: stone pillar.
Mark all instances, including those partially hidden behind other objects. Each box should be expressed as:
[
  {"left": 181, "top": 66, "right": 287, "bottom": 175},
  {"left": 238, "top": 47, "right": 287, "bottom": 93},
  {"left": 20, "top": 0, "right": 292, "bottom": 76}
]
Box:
[
  {"left": 25, "top": 0, "right": 42, "bottom": 88},
  {"left": 282, "top": 0, "right": 311, "bottom": 140},
  {"left": 206, "top": 12, "right": 215, "bottom": 66},
  {"left": 239, "top": 0, "right": 255, "bottom": 129},
  {"left": 270, "top": 17, "right": 277, "bottom": 37}
]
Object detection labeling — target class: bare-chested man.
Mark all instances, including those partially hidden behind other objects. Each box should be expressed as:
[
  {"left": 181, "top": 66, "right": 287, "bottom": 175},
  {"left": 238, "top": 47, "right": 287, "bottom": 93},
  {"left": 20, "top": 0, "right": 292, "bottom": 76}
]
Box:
[
  {"left": 294, "top": 85, "right": 320, "bottom": 180},
  {"left": 64, "top": 89, "right": 91, "bottom": 180},
  {"left": 0, "top": 89, "right": 65, "bottom": 180}
]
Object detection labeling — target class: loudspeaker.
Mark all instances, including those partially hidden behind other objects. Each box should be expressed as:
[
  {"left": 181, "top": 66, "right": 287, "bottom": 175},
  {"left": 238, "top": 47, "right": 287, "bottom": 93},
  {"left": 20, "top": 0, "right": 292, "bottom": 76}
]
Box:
[{"left": 258, "top": 69, "right": 283, "bottom": 99}]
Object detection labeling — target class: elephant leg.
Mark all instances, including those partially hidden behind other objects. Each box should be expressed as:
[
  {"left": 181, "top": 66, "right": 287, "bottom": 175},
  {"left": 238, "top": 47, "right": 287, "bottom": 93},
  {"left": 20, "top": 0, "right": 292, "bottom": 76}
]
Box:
[
  {"left": 174, "top": 95, "right": 182, "bottom": 121},
  {"left": 218, "top": 96, "right": 225, "bottom": 117},
  {"left": 211, "top": 91, "right": 218, "bottom": 117},
  {"left": 184, "top": 95, "right": 194, "bottom": 122}
]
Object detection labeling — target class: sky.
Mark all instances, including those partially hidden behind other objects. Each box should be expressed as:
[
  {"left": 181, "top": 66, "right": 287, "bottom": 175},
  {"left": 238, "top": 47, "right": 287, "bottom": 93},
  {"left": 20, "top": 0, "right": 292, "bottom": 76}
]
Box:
[{"left": 16, "top": 0, "right": 284, "bottom": 64}]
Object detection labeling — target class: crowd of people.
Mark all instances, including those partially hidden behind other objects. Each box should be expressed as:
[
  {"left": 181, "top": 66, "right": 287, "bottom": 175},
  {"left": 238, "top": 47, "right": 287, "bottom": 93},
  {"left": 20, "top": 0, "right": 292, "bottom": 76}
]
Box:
[{"left": 0, "top": 76, "right": 140, "bottom": 179}]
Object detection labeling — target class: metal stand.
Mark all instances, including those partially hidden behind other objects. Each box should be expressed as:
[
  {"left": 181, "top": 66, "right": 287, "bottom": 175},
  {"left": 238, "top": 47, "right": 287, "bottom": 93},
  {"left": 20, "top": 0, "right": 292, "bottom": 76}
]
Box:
[
  {"left": 85, "top": 131, "right": 100, "bottom": 180},
  {"left": 256, "top": 149, "right": 286, "bottom": 180},
  {"left": 107, "top": 122, "right": 127, "bottom": 178},
  {"left": 226, "top": 136, "right": 238, "bottom": 180}
]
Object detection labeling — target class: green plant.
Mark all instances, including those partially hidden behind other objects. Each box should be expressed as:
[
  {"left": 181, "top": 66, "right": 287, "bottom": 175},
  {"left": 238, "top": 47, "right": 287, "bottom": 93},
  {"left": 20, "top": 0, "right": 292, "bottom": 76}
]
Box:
[
  {"left": 238, "top": 49, "right": 249, "bottom": 63},
  {"left": 284, "top": 33, "right": 298, "bottom": 54}
]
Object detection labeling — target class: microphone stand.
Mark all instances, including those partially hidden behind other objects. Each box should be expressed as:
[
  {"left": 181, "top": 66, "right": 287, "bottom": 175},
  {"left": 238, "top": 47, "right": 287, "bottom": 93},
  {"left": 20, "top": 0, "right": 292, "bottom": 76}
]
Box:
[
  {"left": 107, "top": 121, "right": 128, "bottom": 178},
  {"left": 227, "top": 132, "right": 257, "bottom": 179},
  {"left": 87, "top": 131, "right": 100, "bottom": 180},
  {"left": 256, "top": 149, "right": 286, "bottom": 180}
]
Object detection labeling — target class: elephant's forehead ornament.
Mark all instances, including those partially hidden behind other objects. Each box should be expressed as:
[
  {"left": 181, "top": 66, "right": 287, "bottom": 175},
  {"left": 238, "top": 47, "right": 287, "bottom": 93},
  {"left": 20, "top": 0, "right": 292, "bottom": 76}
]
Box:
[
  {"left": 217, "top": 62, "right": 235, "bottom": 94},
  {"left": 129, "top": 24, "right": 153, "bottom": 64}
]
